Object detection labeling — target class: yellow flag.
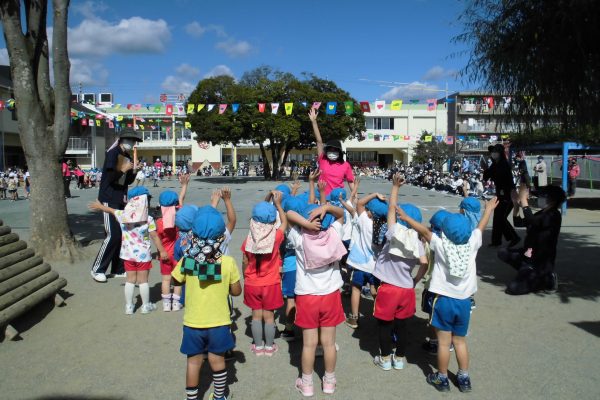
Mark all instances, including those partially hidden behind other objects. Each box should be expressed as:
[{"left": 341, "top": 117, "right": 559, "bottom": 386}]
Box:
[
  {"left": 390, "top": 99, "right": 403, "bottom": 110},
  {"left": 185, "top": 121, "right": 191, "bottom": 129},
  {"left": 285, "top": 102, "right": 293, "bottom": 115},
  {"left": 139, "top": 124, "right": 144, "bottom": 130},
  {"left": 116, "top": 115, "right": 123, "bottom": 121},
  {"left": 95, "top": 119, "right": 101, "bottom": 126},
  {"left": 424, "top": 135, "right": 432, "bottom": 142},
  {"left": 187, "top": 104, "right": 195, "bottom": 114},
  {"left": 197, "top": 104, "right": 205, "bottom": 112}
]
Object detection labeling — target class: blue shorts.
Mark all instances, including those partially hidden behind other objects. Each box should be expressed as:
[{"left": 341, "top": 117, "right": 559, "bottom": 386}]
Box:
[
  {"left": 430, "top": 295, "right": 471, "bottom": 336},
  {"left": 180, "top": 325, "right": 235, "bottom": 356},
  {"left": 282, "top": 270, "right": 296, "bottom": 298},
  {"left": 351, "top": 269, "right": 379, "bottom": 288}
]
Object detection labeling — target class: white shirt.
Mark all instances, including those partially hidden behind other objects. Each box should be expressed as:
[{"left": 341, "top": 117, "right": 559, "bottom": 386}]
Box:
[
  {"left": 346, "top": 211, "right": 375, "bottom": 273},
  {"left": 428, "top": 229, "right": 482, "bottom": 300},
  {"left": 341, "top": 201, "right": 354, "bottom": 241},
  {"left": 220, "top": 228, "right": 232, "bottom": 256},
  {"left": 288, "top": 221, "right": 344, "bottom": 296}
]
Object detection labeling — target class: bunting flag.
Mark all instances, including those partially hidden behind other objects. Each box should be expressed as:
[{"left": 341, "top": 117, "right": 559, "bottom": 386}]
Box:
[
  {"left": 139, "top": 125, "right": 144, "bottom": 130},
  {"left": 127, "top": 123, "right": 132, "bottom": 128},
  {"left": 166, "top": 104, "right": 173, "bottom": 116},
  {"left": 232, "top": 103, "right": 240, "bottom": 113},
  {"left": 114, "top": 104, "right": 121, "bottom": 109},
  {"left": 258, "top": 103, "right": 266, "bottom": 113},
  {"left": 0, "top": 101, "right": 4, "bottom": 110},
  {"left": 116, "top": 115, "right": 124, "bottom": 121},
  {"left": 360, "top": 101, "right": 370, "bottom": 112},
  {"left": 312, "top": 102, "right": 321, "bottom": 109},
  {"left": 426, "top": 99, "right": 437, "bottom": 111},
  {"left": 187, "top": 104, "right": 195, "bottom": 114},
  {"left": 490, "top": 135, "right": 498, "bottom": 141},
  {"left": 207, "top": 104, "right": 216, "bottom": 112},
  {"left": 501, "top": 134, "right": 509, "bottom": 139},
  {"left": 368, "top": 133, "right": 374, "bottom": 140},
  {"left": 326, "top": 102, "right": 337, "bottom": 115},
  {"left": 185, "top": 121, "right": 191, "bottom": 129},
  {"left": 374, "top": 100, "right": 386, "bottom": 112},
  {"left": 108, "top": 121, "right": 114, "bottom": 128},
  {"left": 423, "top": 135, "right": 432, "bottom": 142},
  {"left": 393, "top": 135, "right": 400, "bottom": 141},
  {"left": 153, "top": 105, "right": 161, "bottom": 113},
  {"left": 404, "top": 135, "right": 410, "bottom": 140},
  {"left": 126, "top": 104, "right": 132, "bottom": 110},
  {"left": 88, "top": 119, "right": 94, "bottom": 125},
  {"left": 271, "top": 103, "right": 280, "bottom": 114},
  {"left": 344, "top": 101, "right": 353, "bottom": 115},
  {"left": 436, "top": 136, "right": 443, "bottom": 142},
  {"left": 95, "top": 119, "right": 101, "bottom": 127},
  {"left": 390, "top": 99, "right": 403, "bottom": 110},
  {"left": 301, "top": 102, "right": 307, "bottom": 107},
  {"left": 176, "top": 104, "right": 185, "bottom": 115},
  {"left": 457, "top": 135, "right": 465, "bottom": 141},
  {"left": 197, "top": 104, "right": 205, "bottom": 112},
  {"left": 81, "top": 118, "right": 87, "bottom": 126},
  {"left": 383, "top": 135, "right": 390, "bottom": 141},
  {"left": 484, "top": 96, "right": 494, "bottom": 109},
  {"left": 445, "top": 136, "right": 454, "bottom": 145},
  {"left": 284, "top": 102, "right": 293, "bottom": 115},
  {"left": 409, "top": 99, "right": 419, "bottom": 104}
]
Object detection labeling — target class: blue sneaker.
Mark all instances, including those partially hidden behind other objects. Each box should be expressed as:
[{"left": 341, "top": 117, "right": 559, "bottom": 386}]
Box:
[
  {"left": 427, "top": 372, "right": 450, "bottom": 392},
  {"left": 391, "top": 354, "right": 405, "bottom": 370},
  {"left": 373, "top": 355, "right": 392, "bottom": 371},
  {"left": 457, "top": 374, "right": 472, "bottom": 392}
]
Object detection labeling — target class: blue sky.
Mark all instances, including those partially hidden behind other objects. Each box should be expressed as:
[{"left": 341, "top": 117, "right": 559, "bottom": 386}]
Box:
[{"left": 1, "top": 0, "right": 472, "bottom": 104}]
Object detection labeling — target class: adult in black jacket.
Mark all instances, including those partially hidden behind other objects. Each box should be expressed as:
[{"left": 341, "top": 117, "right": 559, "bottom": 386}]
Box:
[
  {"left": 483, "top": 144, "right": 520, "bottom": 246},
  {"left": 91, "top": 129, "right": 141, "bottom": 283},
  {"left": 499, "top": 185, "right": 565, "bottom": 295}
]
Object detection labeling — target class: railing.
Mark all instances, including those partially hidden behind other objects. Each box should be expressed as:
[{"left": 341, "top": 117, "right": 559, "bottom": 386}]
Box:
[
  {"left": 67, "top": 137, "right": 90, "bottom": 151},
  {"left": 457, "top": 103, "right": 512, "bottom": 115},
  {"left": 459, "top": 140, "right": 503, "bottom": 151},
  {"left": 141, "top": 130, "right": 193, "bottom": 142}
]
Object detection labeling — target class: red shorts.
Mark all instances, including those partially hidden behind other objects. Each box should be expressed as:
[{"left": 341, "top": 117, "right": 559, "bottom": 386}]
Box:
[
  {"left": 295, "top": 290, "right": 345, "bottom": 329},
  {"left": 160, "top": 257, "right": 177, "bottom": 275},
  {"left": 373, "top": 283, "right": 416, "bottom": 321},
  {"left": 124, "top": 260, "right": 153, "bottom": 272},
  {"left": 243, "top": 283, "right": 284, "bottom": 311}
]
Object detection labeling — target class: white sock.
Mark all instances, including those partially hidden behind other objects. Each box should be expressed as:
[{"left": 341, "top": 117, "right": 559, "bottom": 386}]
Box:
[
  {"left": 124, "top": 282, "right": 135, "bottom": 305},
  {"left": 139, "top": 283, "right": 150, "bottom": 304}
]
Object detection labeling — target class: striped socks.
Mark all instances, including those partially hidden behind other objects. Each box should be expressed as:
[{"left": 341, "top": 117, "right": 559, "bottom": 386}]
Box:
[{"left": 213, "top": 369, "right": 228, "bottom": 399}]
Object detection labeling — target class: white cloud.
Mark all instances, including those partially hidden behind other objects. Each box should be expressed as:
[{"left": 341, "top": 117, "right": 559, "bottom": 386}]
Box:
[
  {"left": 175, "top": 63, "right": 200, "bottom": 78},
  {"left": 161, "top": 75, "right": 196, "bottom": 95},
  {"left": 68, "top": 16, "right": 171, "bottom": 57},
  {"left": 70, "top": 58, "right": 109, "bottom": 86},
  {"left": 203, "top": 65, "right": 234, "bottom": 79},
  {"left": 381, "top": 81, "right": 441, "bottom": 101},
  {"left": 215, "top": 39, "right": 253, "bottom": 57},
  {"left": 184, "top": 21, "right": 226, "bottom": 38},
  {"left": 72, "top": 1, "right": 108, "bottom": 20},
  {"left": 0, "top": 48, "right": 8, "bottom": 65},
  {"left": 422, "top": 65, "right": 458, "bottom": 81}
]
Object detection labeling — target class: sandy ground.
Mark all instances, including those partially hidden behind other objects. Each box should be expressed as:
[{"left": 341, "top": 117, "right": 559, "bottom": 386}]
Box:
[{"left": 0, "top": 177, "right": 599, "bottom": 400}]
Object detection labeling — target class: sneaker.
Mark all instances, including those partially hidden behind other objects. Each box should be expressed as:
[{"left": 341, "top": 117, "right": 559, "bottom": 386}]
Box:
[
  {"left": 208, "top": 392, "right": 231, "bottom": 400},
  {"left": 162, "top": 299, "right": 172, "bottom": 312},
  {"left": 295, "top": 378, "right": 314, "bottom": 397},
  {"left": 264, "top": 343, "right": 278, "bottom": 357},
  {"left": 391, "top": 354, "right": 405, "bottom": 370},
  {"left": 280, "top": 328, "right": 296, "bottom": 342},
  {"left": 140, "top": 303, "right": 157, "bottom": 314},
  {"left": 450, "top": 343, "right": 455, "bottom": 352},
  {"left": 125, "top": 304, "right": 134, "bottom": 315},
  {"left": 112, "top": 272, "right": 126, "bottom": 278},
  {"left": 251, "top": 344, "right": 265, "bottom": 356},
  {"left": 345, "top": 314, "right": 358, "bottom": 329},
  {"left": 91, "top": 271, "right": 107, "bottom": 283},
  {"left": 547, "top": 272, "right": 558, "bottom": 292},
  {"left": 457, "top": 374, "right": 472, "bottom": 393},
  {"left": 171, "top": 300, "right": 183, "bottom": 311},
  {"left": 470, "top": 296, "right": 476, "bottom": 310},
  {"left": 360, "top": 290, "right": 374, "bottom": 301},
  {"left": 422, "top": 339, "right": 438, "bottom": 355},
  {"left": 322, "top": 375, "right": 336, "bottom": 394},
  {"left": 427, "top": 372, "right": 450, "bottom": 392},
  {"left": 373, "top": 355, "right": 392, "bottom": 371}
]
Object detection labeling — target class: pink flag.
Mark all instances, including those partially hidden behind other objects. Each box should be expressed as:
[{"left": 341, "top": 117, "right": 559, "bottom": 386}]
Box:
[
  {"left": 312, "top": 102, "right": 321, "bottom": 109},
  {"left": 445, "top": 136, "right": 454, "bottom": 145},
  {"left": 427, "top": 99, "right": 437, "bottom": 111},
  {"left": 166, "top": 104, "right": 173, "bottom": 116},
  {"left": 108, "top": 121, "right": 114, "bottom": 128},
  {"left": 258, "top": 103, "right": 266, "bottom": 113},
  {"left": 81, "top": 118, "right": 87, "bottom": 126},
  {"left": 219, "top": 104, "right": 228, "bottom": 114}
]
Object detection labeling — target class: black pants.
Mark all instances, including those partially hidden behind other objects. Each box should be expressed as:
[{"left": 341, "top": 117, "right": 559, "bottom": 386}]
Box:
[
  {"left": 91, "top": 202, "right": 124, "bottom": 275},
  {"left": 491, "top": 199, "right": 519, "bottom": 245},
  {"left": 498, "top": 248, "right": 554, "bottom": 294},
  {"left": 567, "top": 178, "right": 576, "bottom": 197},
  {"left": 378, "top": 318, "right": 408, "bottom": 357},
  {"left": 63, "top": 176, "right": 71, "bottom": 198}
]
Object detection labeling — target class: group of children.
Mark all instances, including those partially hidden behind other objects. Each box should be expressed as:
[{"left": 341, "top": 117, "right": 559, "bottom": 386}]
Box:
[{"left": 88, "top": 171, "right": 498, "bottom": 399}]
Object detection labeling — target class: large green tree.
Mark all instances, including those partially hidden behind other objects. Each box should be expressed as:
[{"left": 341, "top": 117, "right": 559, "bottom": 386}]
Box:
[
  {"left": 187, "top": 67, "right": 365, "bottom": 180},
  {"left": 455, "top": 0, "right": 600, "bottom": 143},
  {"left": 1, "top": 0, "right": 79, "bottom": 260}
]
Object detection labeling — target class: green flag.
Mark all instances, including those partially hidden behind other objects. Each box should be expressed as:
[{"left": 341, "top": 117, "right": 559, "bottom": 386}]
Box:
[
  {"left": 153, "top": 105, "right": 161, "bottom": 113},
  {"left": 344, "top": 101, "right": 353, "bottom": 115}
]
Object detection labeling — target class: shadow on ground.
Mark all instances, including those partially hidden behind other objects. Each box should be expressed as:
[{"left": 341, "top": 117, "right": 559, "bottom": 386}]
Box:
[
  {"left": 566, "top": 197, "right": 600, "bottom": 211},
  {"left": 28, "top": 397, "right": 128, "bottom": 400},
  {"left": 570, "top": 321, "right": 600, "bottom": 338}
]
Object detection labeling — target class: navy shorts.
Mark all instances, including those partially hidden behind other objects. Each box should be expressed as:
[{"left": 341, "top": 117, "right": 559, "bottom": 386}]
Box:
[
  {"left": 421, "top": 288, "right": 435, "bottom": 315},
  {"left": 430, "top": 295, "right": 471, "bottom": 337},
  {"left": 180, "top": 325, "right": 235, "bottom": 356},
  {"left": 282, "top": 270, "right": 296, "bottom": 298},
  {"left": 351, "top": 269, "right": 379, "bottom": 288}
]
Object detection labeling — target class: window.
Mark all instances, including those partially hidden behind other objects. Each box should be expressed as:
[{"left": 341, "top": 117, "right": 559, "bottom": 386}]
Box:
[
  {"left": 365, "top": 118, "right": 374, "bottom": 130},
  {"left": 371, "top": 118, "right": 394, "bottom": 130},
  {"left": 347, "top": 151, "right": 377, "bottom": 162}
]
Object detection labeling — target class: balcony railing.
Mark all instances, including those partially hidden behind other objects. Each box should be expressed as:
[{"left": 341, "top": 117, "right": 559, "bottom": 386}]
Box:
[
  {"left": 458, "top": 139, "right": 504, "bottom": 152},
  {"left": 67, "top": 137, "right": 90, "bottom": 151},
  {"left": 141, "top": 130, "right": 193, "bottom": 142}
]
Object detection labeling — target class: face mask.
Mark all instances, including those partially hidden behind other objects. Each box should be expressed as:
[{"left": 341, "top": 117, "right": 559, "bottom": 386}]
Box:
[
  {"left": 121, "top": 139, "right": 135, "bottom": 152},
  {"left": 326, "top": 152, "right": 339, "bottom": 161}
]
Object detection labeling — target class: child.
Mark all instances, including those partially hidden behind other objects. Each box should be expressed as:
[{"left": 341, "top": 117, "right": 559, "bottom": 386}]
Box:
[
  {"left": 0, "top": 174, "right": 7, "bottom": 199},
  {"left": 397, "top": 193, "right": 498, "bottom": 393},
  {"left": 459, "top": 196, "right": 482, "bottom": 309},
  {"left": 344, "top": 193, "right": 387, "bottom": 328},
  {"left": 7, "top": 173, "right": 18, "bottom": 201},
  {"left": 242, "top": 193, "right": 288, "bottom": 356},
  {"left": 88, "top": 186, "right": 169, "bottom": 314},
  {"left": 371, "top": 174, "right": 428, "bottom": 370},
  {"left": 156, "top": 174, "right": 189, "bottom": 311},
  {"left": 286, "top": 202, "right": 346, "bottom": 396},
  {"left": 172, "top": 206, "right": 241, "bottom": 400}
]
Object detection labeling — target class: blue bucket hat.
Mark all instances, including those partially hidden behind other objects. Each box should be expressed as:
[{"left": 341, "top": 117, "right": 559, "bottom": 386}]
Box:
[
  {"left": 429, "top": 210, "right": 451, "bottom": 234},
  {"left": 159, "top": 190, "right": 179, "bottom": 207},
  {"left": 328, "top": 188, "right": 347, "bottom": 203},
  {"left": 442, "top": 213, "right": 472, "bottom": 245},
  {"left": 275, "top": 184, "right": 291, "bottom": 197},
  {"left": 397, "top": 203, "right": 422, "bottom": 228},
  {"left": 192, "top": 206, "right": 225, "bottom": 239},
  {"left": 459, "top": 197, "right": 482, "bottom": 231},
  {"left": 366, "top": 198, "right": 388, "bottom": 219},
  {"left": 175, "top": 205, "right": 198, "bottom": 232},
  {"left": 302, "top": 203, "right": 334, "bottom": 230},
  {"left": 128, "top": 186, "right": 150, "bottom": 198},
  {"left": 252, "top": 201, "right": 277, "bottom": 224}
]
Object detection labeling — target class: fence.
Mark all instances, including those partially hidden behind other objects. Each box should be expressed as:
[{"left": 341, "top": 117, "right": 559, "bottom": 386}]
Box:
[{"left": 524, "top": 155, "right": 600, "bottom": 189}]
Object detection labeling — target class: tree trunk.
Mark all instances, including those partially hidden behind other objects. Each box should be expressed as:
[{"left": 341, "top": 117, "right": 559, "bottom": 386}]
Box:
[
  {"left": 258, "top": 142, "right": 271, "bottom": 179},
  {"left": 270, "top": 143, "right": 280, "bottom": 181}
]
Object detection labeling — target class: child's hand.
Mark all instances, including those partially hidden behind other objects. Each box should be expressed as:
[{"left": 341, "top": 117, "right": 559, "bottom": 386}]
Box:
[
  {"left": 376, "top": 193, "right": 387, "bottom": 201},
  {"left": 159, "top": 250, "right": 169, "bottom": 261},
  {"left": 395, "top": 205, "right": 408, "bottom": 221},
  {"left": 517, "top": 184, "right": 529, "bottom": 206},
  {"left": 317, "top": 180, "right": 327, "bottom": 193},
  {"left": 273, "top": 191, "right": 282, "bottom": 205},
  {"left": 88, "top": 200, "right": 102, "bottom": 212},
  {"left": 308, "top": 108, "right": 318, "bottom": 122},
  {"left": 211, "top": 189, "right": 221, "bottom": 205},
  {"left": 221, "top": 187, "right": 232, "bottom": 201},
  {"left": 308, "top": 206, "right": 326, "bottom": 222},
  {"left": 485, "top": 196, "right": 500, "bottom": 211},
  {"left": 309, "top": 169, "right": 321, "bottom": 182},
  {"left": 179, "top": 173, "right": 190, "bottom": 186},
  {"left": 392, "top": 173, "right": 405, "bottom": 188},
  {"left": 306, "top": 219, "right": 322, "bottom": 231},
  {"left": 353, "top": 177, "right": 361, "bottom": 190}
]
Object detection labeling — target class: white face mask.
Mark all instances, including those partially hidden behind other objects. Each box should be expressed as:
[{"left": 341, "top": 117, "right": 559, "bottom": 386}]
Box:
[
  {"left": 326, "top": 152, "right": 339, "bottom": 161},
  {"left": 121, "top": 139, "right": 135, "bottom": 152}
]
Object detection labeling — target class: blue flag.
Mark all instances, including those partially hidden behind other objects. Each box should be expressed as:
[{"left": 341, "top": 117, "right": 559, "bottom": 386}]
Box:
[
  {"left": 232, "top": 103, "right": 240, "bottom": 113},
  {"left": 326, "top": 102, "right": 337, "bottom": 115}
]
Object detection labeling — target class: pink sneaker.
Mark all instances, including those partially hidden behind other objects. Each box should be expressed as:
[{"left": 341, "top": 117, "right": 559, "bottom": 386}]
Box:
[
  {"left": 322, "top": 375, "right": 336, "bottom": 394},
  {"left": 264, "top": 343, "right": 278, "bottom": 357},
  {"left": 295, "top": 377, "right": 314, "bottom": 397},
  {"left": 251, "top": 344, "right": 265, "bottom": 356}
]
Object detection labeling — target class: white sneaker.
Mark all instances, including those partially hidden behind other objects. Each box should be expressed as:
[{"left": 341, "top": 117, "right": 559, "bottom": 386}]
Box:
[
  {"left": 125, "top": 304, "right": 134, "bottom": 315},
  {"left": 140, "top": 303, "right": 157, "bottom": 314},
  {"left": 171, "top": 300, "right": 183, "bottom": 311},
  {"left": 91, "top": 271, "right": 107, "bottom": 283},
  {"left": 112, "top": 272, "right": 126, "bottom": 278},
  {"left": 162, "top": 299, "right": 172, "bottom": 312}
]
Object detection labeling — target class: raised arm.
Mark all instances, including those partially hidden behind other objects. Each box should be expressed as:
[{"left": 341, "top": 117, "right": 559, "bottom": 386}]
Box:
[
  {"left": 178, "top": 173, "right": 190, "bottom": 205},
  {"left": 477, "top": 197, "right": 499, "bottom": 232},
  {"left": 273, "top": 191, "right": 288, "bottom": 232},
  {"left": 388, "top": 173, "right": 404, "bottom": 228},
  {"left": 356, "top": 192, "right": 385, "bottom": 216},
  {"left": 210, "top": 189, "right": 221, "bottom": 208},
  {"left": 317, "top": 180, "right": 327, "bottom": 205},
  {"left": 396, "top": 205, "right": 432, "bottom": 243},
  {"left": 340, "top": 193, "right": 356, "bottom": 218},
  {"left": 221, "top": 187, "right": 236, "bottom": 233},
  {"left": 308, "top": 169, "right": 320, "bottom": 204},
  {"left": 286, "top": 210, "right": 321, "bottom": 231},
  {"left": 291, "top": 180, "right": 301, "bottom": 196},
  {"left": 308, "top": 108, "right": 324, "bottom": 156}
]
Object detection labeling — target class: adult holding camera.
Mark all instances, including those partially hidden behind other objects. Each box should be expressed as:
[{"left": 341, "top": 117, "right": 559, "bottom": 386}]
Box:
[
  {"left": 483, "top": 144, "right": 520, "bottom": 247},
  {"left": 91, "top": 129, "right": 141, "bottom": 283}
]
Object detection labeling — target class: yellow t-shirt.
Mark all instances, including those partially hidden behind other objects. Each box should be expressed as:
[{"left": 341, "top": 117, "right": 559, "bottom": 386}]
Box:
[{"left": 172, "top": 255, "right": 240, "bottom": 329}]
